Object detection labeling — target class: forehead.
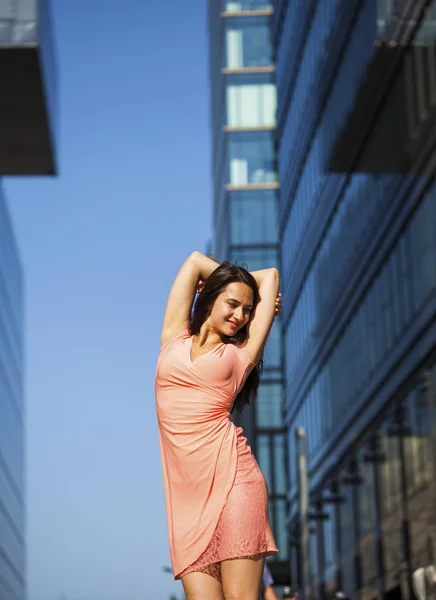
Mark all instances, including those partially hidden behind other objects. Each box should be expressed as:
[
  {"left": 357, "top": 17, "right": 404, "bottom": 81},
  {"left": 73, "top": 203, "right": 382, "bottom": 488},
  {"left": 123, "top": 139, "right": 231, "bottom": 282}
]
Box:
[{"left": 221, "top": 282, "right": 254, "bottom": 303}]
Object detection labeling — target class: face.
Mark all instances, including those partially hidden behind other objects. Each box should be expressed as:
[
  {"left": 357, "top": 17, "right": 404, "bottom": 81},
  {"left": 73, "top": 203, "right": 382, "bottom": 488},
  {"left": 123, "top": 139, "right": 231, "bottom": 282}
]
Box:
[{"left": 208, "top": 282, "right": 254, "bottom": 337}]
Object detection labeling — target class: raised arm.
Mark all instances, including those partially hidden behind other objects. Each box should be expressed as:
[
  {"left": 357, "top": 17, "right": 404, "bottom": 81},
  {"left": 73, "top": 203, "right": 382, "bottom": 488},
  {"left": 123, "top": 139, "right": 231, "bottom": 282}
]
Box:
[
  {"left": 160, "top": 251, "right": 219, "bottom": 347},
  {"left": 244, "top": 268, "right": 280, "bottom": 364}
]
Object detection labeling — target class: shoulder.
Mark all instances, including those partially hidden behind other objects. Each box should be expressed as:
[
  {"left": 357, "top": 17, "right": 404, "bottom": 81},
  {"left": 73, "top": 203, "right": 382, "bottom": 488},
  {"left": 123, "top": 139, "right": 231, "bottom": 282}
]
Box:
[
  {"left": 227, "top": 340, "right": 257, "bottom": 370},
  {"left": 160, "top": 327, "right": 190, "bottom": 353}
]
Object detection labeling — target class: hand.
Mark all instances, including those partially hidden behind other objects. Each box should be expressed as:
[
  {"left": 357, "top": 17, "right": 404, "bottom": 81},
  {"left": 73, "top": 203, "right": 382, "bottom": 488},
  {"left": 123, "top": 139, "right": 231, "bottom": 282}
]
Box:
[
  {"left": 274, "top": 293, "right": 282, "bottom": 317},
  {"left": 197, "top": 279, "right": 206, "bottom": 294}
]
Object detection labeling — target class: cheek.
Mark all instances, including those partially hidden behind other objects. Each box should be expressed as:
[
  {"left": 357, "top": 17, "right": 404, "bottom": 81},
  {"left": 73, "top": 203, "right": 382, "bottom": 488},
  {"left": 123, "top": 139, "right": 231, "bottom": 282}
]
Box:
[{"left": 210, "top": 304, "right": 227, "bottom": 321}]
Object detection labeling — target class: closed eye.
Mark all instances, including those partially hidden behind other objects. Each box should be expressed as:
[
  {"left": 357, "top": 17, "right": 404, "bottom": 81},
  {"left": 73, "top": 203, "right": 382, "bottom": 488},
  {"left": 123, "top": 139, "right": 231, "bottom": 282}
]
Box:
[{"left": 228, "top": 301, "right": 252, "bottom": 313}]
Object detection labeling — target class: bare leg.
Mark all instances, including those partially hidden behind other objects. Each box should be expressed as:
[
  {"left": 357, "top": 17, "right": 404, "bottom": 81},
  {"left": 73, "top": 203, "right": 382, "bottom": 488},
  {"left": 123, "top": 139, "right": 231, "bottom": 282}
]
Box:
[
  {"left": 221, "top": 557, "right": 265, "bottom": 600},
  {"left": 182, "top": 571, "right": 224, "bottom": 600}
]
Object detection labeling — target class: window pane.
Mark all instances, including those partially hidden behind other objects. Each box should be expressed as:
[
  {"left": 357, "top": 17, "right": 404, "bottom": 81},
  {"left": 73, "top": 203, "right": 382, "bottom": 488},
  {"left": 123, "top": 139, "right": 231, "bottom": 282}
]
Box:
[
  {"left": 274, "top": 498, "right": 289, "bottom": 559},
  {"left": 230, "top": 189, "right": 278, "bottom": 244},
  {"left": 230, "top": 247, "right": 278, "bottom": 271},
  {"left": 263, "top": 319, "right": 282, "bottom": 368},
  {"left": 257, "top": 434, "right": 272, "bottom": 489},
  {"left": 255, "top": 382, "right": 283, "bottom": 427},
  {"left": 227, "top": 73, "right": 276, "bottom": 127},
  {"left": 228, "top": 131, "right": 277, "bottom": 185},
  {"left": 225, "top": 17, "right": 272, "bottom": 68},
  {"left": 273, "top": 433, "right": 286, "bottom": 494},
  {"left": 223, "top": 1, "right": 271, "bottom": 12}
]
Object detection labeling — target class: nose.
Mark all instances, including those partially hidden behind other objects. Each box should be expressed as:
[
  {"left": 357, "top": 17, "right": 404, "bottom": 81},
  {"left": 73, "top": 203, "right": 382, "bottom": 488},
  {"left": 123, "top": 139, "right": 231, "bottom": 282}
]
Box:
[{"left": 233, "top": 307, "right": 244, "bottom": 322}]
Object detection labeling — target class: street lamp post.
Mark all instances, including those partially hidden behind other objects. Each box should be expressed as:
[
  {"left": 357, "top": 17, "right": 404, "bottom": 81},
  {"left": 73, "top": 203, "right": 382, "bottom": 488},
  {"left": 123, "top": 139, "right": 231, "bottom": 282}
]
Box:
[{"left": 296, "top": 427, "right": 311, "bottom": 600}]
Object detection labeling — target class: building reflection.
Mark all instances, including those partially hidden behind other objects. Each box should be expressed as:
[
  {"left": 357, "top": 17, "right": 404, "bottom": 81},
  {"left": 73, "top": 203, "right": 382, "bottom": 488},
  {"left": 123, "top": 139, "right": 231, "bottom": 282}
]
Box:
[
  {"left": 274, "top": 0, "right": 436, "bottom": 597},
  {"left": 300, "top": 367, "right": 436, "bottom": 600}
]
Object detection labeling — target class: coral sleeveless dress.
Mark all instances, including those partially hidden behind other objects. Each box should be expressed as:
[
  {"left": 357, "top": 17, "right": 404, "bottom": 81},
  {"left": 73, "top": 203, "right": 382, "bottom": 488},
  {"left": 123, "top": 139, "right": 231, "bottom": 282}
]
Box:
[{"left": 155, "top": 329, "right": 278, "bottom": 581}]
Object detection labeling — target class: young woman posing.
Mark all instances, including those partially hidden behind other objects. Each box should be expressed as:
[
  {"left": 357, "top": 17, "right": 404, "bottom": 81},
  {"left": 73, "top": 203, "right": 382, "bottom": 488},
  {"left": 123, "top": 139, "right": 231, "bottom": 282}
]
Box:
[{"left": 156, "top": 251, "right": 281, "bottom": 600}]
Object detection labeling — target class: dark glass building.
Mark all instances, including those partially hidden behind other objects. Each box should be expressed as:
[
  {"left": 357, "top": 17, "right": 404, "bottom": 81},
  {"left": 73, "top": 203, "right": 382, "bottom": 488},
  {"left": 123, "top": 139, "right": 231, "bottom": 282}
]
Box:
[
  {"left": 274, "top": 1, "right": 436, "bottom": 599},
  {"left": 0, "top": 1, "right": 57, "bottom": 598},
  {"left": 208, "top": 0, "right": 289, "bottom": 583}
]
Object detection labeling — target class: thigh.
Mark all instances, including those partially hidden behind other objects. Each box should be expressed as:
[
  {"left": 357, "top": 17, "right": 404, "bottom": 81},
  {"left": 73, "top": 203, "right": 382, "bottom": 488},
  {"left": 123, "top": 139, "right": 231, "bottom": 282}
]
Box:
[
  {"left": 218, "top": 479, "right": 268, "bottom": 557},
  {"left": 221, "top": 556, "right": 264, "bottom": 600},
  {"left": 182, "top": 570, "right": 224, "bottom": 600}
]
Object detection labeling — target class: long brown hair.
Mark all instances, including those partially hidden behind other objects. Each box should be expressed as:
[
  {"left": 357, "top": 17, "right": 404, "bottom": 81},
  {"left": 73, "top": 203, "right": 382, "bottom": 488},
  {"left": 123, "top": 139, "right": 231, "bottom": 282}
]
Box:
[{"left": 189, "top": 262, "right": 263, "bottom": 412}]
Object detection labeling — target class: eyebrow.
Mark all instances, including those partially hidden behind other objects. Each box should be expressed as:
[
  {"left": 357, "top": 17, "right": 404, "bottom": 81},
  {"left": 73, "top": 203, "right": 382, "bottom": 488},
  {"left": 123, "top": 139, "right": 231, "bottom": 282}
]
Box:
[{"left": 227, "top": 297, "right": 253, "bottom": 309}]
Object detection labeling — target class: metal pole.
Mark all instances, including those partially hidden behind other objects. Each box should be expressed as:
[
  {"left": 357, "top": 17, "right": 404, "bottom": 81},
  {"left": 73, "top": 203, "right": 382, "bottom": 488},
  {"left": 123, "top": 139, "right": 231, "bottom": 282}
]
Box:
[
  {"left": 296, "top": 427, "right": 311, "bottom": 600},
  {"left": 424, "top": 368, "right": 436, "bottom": 550}
]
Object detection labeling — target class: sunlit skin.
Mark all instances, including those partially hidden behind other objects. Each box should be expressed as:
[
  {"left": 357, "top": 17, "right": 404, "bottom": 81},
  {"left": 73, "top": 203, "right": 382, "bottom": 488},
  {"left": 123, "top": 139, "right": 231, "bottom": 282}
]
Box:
[
  {"left": 190, "top": 282, "right": 254, "bottom": 360},
  {"left": 190, "top": 282, "right": 282, "bottom": 361},
  {"left": 158, "top": 253, "right": 282, "bottom": 598}
]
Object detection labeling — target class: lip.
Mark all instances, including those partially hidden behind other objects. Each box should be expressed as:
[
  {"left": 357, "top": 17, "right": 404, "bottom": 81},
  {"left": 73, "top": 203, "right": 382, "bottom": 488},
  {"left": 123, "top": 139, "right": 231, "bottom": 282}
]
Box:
[{"left": 228, "top": 321, "right": 239, "bottom": 329}]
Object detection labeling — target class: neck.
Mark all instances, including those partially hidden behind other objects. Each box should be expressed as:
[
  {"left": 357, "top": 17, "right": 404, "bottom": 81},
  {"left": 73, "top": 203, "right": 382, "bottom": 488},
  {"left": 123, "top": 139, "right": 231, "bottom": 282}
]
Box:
[{"left": 195, "top": 322, "right": 224, "bottom": 346}]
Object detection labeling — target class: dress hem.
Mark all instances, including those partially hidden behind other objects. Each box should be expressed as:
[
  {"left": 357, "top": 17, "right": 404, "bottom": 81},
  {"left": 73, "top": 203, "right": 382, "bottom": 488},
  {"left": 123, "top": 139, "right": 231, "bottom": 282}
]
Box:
[{"left": 175, "top": 547, "right": 279, "bottom": 580}]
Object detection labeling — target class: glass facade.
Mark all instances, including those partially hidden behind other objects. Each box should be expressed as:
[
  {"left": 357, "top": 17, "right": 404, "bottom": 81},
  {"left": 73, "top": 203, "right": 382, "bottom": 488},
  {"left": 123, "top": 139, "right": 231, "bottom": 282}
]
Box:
[
  {"left": 223, "top": 1, "right": 272, "bottom": 12},
  {"left": 0, "top": 0, "right": 38, "bottom": 44},
  {"left": 228, "top": 130, "right": 277, "bottom": 185},
  {"left": 0, "top": 183, "right": 25, "bottom": 600},
  {"left": 230, "top": 189, "right": 278, "bottom": 244},
  {"left": 300, "top": 367, "right": 436, "bottom": 600},
  {"left": 275, "top": 0, "right": 436, "bottom": 597},
  {"left": 208, "top": 0, "right": 289, "bottom": 583},
  {"left": 0, "top": 1, "right": 57, "bottom": 595},
  {"left": 225, "top": 16, "right": 272, "bottom": 68},
  {"left": 226, "top": 73, "right": 277, "bottom": 127}
]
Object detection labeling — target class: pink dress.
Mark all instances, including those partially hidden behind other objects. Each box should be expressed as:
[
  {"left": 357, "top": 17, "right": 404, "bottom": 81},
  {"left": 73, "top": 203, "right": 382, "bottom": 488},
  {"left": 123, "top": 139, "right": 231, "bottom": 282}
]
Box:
[{"left": 155, "top": 329, "right": 278, "bottom": 580}]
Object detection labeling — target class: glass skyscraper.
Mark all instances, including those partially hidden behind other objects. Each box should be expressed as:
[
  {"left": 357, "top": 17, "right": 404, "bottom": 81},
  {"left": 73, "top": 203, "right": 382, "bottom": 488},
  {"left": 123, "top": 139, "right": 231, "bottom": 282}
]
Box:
[
  {"left": 0, "top": 1, "right": 57, "bottom": 598},
  {"left": 208, "top": 0, "right": 289, "bottom": 584},
  {"left": 274, "top": 1, "right": 436, "bottom": 598},
  {"left": 0, "top": 184, "right": 25, "bottom": 600}
]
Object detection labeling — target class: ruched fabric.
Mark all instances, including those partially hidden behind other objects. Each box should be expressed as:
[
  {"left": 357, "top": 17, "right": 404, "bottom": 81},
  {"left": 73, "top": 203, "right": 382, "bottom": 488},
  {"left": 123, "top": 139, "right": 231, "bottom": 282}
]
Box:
[{"left": 155, "top": 329, "right": 278, "bottom": 579}]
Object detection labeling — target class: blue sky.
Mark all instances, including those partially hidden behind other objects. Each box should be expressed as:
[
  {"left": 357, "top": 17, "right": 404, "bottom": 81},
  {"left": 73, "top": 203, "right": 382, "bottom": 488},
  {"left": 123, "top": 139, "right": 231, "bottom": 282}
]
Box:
[{"left": 5, "top": 1, "right": 212, "bottom": 598}]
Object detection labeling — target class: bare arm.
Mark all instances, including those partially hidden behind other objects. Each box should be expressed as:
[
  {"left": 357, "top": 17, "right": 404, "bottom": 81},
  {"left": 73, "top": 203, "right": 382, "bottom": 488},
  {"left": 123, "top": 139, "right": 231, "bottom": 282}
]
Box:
[
  {"left": 245, "top": 268, "right": 280, "bottom": 364},
  {"left": 160, "top": 251, "right": 219, "bottom": 347}
]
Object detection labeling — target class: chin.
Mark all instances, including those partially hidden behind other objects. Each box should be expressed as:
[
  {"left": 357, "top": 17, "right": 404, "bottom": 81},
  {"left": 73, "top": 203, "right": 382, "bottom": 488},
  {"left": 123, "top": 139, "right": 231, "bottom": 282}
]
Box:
[{"left": 219, "top": 325, "right": 234, "bottom": 337}]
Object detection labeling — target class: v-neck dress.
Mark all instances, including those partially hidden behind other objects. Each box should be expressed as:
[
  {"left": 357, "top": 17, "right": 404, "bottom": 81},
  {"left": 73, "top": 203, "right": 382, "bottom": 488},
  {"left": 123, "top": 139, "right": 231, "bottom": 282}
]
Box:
[{"left": 155, "top": 328, "right": 278, "bottom": 580}]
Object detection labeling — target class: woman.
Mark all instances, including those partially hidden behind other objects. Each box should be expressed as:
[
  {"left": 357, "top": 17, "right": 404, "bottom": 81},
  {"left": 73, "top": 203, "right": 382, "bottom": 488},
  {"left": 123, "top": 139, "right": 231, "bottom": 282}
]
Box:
[{"left": 156, "top": 251, "right": 280, "bottom": 599}]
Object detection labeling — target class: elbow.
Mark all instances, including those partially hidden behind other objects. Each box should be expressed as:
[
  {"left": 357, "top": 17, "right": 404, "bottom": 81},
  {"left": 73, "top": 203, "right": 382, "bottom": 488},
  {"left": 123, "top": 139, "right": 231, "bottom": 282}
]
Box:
[
  {"left": 187, "top": 251, "right": 201, "bottom": 265},
  {"left": 189, "top": 250, "right": 206, "bottom": 262},
  {"left": 269, "top": 267, "right": 280, "bottom": 283},
  {"left": 186, "top": 251, "right": 204, "bottom": 278}
]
